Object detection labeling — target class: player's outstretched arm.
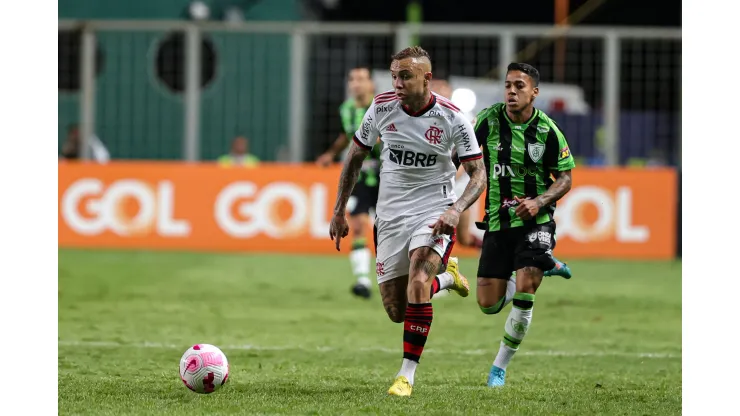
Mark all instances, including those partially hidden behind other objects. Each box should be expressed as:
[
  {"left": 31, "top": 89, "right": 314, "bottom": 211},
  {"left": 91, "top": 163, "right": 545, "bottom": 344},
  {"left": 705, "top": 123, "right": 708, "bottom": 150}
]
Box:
[
  {"left": 453, "top": 158, "right": 487, "bottom": 213},
  {"left": 515, "top": 171, "right": 572, "bottom": 220},
  {"left": 317, "top": 133, "right": 349, "bottom": 166},
  {"left": 333, "top": 142, "right": 369, "bottom": 214},
  {"left": 535, "top": 170, "right": 572, "bottom": 208},
  {"left": 430, "top": 157, "right": 486, "bottom": 236},
  {"left": 515, "top": 118, "right": 575, "bottom": 219},
  {"left": 329, "top": 142, "right": 370, "bottom": 250}
]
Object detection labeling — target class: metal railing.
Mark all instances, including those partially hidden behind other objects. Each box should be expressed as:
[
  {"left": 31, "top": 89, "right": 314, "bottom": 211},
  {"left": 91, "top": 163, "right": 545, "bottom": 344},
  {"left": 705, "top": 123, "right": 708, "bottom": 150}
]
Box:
[{"left": 58, "top": 20, "right": 681, "bottom": 165}]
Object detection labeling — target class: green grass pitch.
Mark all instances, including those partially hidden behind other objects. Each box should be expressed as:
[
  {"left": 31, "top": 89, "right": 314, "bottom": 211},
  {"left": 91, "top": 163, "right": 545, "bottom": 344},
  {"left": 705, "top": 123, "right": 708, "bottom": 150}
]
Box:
[{"left": 58, "top": 249, "right": 681, "bottom": 415}]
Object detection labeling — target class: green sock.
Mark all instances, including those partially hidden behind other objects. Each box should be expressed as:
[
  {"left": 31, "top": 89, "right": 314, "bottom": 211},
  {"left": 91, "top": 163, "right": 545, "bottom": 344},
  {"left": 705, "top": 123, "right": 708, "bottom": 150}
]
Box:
[{"left": 494, "top": 292, "right": 535, "bottom": 370}]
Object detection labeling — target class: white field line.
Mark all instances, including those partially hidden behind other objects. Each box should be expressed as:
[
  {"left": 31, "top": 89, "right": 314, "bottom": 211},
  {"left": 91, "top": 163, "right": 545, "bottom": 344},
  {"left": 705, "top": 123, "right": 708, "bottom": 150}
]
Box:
[{"left": 58, "top": 340, "right": 680, "bottom": 359}]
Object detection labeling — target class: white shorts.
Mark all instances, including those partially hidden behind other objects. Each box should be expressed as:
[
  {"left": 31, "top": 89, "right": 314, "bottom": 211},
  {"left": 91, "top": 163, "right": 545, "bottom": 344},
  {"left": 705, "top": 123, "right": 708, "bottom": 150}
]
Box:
[{"left": 373, "top": 210, "right": 456, "bottom": 284}]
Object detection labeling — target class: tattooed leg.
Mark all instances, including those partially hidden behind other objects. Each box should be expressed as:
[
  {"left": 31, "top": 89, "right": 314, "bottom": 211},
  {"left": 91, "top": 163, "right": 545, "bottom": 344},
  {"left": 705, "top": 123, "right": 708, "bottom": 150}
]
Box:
[
  {"left": 407, "top": 247, "right": 443, "bottom": 304},
  {"left": 379, "top": 275, "right": 409, "bottom": 323}
]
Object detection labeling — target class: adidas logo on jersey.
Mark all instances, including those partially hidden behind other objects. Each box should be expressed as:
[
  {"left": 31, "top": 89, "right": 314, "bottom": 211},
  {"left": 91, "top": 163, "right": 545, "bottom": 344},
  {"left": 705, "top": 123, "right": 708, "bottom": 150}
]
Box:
[{"left": 386, "top": 123, "right": 397, "bottom": 132}]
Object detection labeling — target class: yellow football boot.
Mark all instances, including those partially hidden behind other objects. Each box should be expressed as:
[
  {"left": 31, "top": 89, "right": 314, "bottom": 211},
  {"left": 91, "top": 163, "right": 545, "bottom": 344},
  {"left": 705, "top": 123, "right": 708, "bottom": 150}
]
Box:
[
  {"left": 446, "top": 257, "right": 469, "bottom": 298},
  {"left": 388, "top": 376, "right": 413, "bottom": 397}
]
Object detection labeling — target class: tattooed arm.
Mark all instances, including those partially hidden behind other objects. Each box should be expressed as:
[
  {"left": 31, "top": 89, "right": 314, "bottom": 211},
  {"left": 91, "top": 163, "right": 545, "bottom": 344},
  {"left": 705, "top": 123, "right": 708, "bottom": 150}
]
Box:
[
  {"left": 536, "top": 119, "right": 575, "bottom": 210},
  {"left": 452, "top": 157, "right": 487, "bottom": 214},
  {"left": 430, "top": 157, "right": 486, "bottom": 236},
  {"left": 514, "top": 171, "right": 572, "bottom": 220},
  {"left": 535, "top": 170, "right": 572, "bottom": 208},
  {"left": 332, "top": 143, "right": 370, "bottom": 215},
  {"left": 430, "top": 114, "right": 487, "bottom": 236},
  {"left": 329, "top": 143, "right": 370, "bottom": 250}
]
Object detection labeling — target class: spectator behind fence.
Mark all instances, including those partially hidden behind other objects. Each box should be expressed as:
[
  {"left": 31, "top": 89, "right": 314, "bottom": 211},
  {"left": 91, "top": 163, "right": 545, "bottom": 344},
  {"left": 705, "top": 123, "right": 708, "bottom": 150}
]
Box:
[
  {"left": 60, "top": 124, "right": 110, "bottom": 163},
  {"left": 218, "top": 136, "right": 260, "bottom": 167}
]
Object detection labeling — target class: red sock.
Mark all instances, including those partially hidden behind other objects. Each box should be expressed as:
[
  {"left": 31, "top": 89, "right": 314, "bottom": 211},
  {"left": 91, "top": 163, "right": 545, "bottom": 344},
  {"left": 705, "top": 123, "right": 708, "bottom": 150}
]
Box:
[
  {"left": 403, "top": 303, "right": 433, "bottom": 362},
  {"left": 429, "top": 277, "right": 441, "bottom": 297}
]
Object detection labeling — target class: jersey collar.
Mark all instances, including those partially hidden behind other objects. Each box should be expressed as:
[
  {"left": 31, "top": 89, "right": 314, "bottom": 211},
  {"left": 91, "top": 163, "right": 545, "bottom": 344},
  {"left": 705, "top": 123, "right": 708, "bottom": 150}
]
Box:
[
  {"left": 503, "top": 107, "right": 539, "bottom": 126},
  {"left": 402, "top": 94, "right": 437, "bottom": 117}
]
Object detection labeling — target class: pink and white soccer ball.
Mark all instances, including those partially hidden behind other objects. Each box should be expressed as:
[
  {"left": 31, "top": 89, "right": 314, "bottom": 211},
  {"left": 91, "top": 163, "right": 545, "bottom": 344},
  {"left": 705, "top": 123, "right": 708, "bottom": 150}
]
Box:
[{"left": 179, "top": 344, "right": 230, "bottom": 394}]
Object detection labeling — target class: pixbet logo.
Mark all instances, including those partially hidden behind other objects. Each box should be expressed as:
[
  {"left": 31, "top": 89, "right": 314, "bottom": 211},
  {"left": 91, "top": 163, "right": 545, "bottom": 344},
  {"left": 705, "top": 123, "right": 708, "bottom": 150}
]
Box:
[
  {"left": 214, "top": 182, "right": 330, "bottom": 239},
  {"left": 492, "top": 164, "right": 538, "bottom": 178},
  {"left": 61, "top": 179, "right": 190, "bottom": 237}
]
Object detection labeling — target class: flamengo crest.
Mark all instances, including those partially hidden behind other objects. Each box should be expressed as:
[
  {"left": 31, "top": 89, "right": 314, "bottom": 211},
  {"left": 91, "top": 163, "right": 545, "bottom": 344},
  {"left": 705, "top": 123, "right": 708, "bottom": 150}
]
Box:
[
  {"left": 528, "top": 143, "right": 545, "bottom": 163},
  {"left": 425, "top": 126, "right": 443, "bottom": 144}
]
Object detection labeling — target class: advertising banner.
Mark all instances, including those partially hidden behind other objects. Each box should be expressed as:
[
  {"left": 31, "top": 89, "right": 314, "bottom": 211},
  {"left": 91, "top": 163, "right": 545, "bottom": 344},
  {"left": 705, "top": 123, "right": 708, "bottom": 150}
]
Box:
[{"left": 59, "top": 163, "right": 677, "bottom": 259}]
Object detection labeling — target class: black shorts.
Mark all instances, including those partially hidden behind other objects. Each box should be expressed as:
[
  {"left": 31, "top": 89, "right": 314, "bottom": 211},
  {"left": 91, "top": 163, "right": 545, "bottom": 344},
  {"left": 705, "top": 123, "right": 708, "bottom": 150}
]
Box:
[
  {"left": 348, "top": 181, "right": 378, "bottom": 216},
  {"left": 477, "top": 221, "right": 557, "bottom": 278}
]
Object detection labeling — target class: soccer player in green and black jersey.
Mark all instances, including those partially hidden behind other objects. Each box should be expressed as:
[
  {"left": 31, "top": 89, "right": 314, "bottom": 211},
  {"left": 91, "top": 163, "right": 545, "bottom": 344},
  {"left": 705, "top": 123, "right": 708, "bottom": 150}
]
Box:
[
  {"left": 472, "top": 63, "right": 576, "bottom": 387},
  {"left": 317, "top": 66, "right": 383, "bottom": 299}
]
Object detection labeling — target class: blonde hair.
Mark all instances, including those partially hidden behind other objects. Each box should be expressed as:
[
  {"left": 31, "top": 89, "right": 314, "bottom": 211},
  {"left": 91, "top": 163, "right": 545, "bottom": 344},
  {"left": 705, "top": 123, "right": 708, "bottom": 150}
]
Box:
[{"left": 391, "top": 46, "right": 431, "bottom": 62}]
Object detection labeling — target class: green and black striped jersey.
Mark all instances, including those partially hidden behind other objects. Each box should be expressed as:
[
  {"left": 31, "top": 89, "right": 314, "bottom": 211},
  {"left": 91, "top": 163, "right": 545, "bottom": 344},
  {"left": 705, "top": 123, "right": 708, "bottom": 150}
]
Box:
[
  {"left": 339, "top": 99, "right": 381, "bottom": 186},
  {"left": 339, "top": 98, "right": 369, "bottom": 138},
  {"left": 474, "top": 103, "right": 575, "bottom": 231}
]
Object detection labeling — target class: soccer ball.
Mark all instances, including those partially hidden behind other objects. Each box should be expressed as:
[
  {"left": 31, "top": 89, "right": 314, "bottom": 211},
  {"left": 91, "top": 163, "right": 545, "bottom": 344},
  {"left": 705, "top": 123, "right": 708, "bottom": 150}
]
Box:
[{"left": 179, "top": 344, "right": 230, "bottom": 394}]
